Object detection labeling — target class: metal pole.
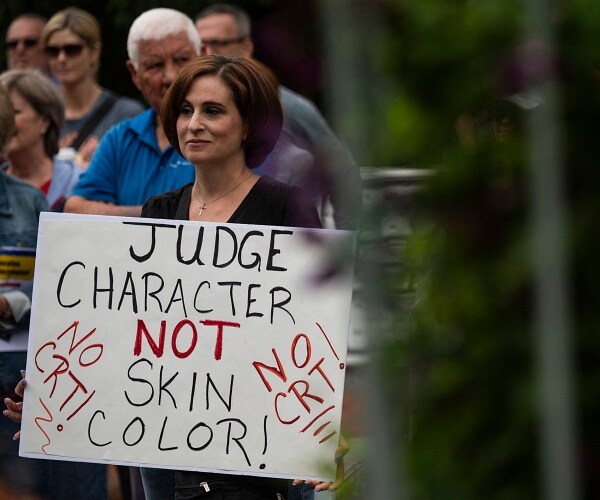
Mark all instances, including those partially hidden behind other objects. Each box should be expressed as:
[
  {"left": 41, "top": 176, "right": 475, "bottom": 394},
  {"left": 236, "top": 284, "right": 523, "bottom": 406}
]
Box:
[
  {"left": 319, "top": 1, "right": 402, "bottom": 498},
  {"left": 526, "top": 1, "right": 579, "bottom": 498}
]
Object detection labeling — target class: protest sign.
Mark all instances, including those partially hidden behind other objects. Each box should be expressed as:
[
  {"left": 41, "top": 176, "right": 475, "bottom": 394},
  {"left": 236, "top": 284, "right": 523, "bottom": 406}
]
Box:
[
  {"left": 20, "top": 212, "right": 355, "bottom": 481},
  {"left": 0, "top": 247, "right": 35, "bottom": 284}
]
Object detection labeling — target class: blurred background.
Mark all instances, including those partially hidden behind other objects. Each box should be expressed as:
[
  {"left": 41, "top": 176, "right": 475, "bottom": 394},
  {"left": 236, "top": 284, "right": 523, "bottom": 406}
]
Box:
[{"left": 3, "top": 0, "right": 599, "bottom": 499}]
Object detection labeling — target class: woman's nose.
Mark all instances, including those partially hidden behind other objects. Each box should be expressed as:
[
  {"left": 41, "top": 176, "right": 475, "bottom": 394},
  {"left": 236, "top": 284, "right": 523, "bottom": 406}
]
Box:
[{"left": 188, "top": 111, "right": 205, "bottom": 131}]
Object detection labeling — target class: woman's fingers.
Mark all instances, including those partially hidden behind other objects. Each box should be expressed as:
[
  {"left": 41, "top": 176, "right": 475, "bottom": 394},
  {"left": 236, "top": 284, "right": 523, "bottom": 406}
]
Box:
[
  {"left": 3, "top": 397, "right": 23, "bottom": 423},
  {"left": 3, "top": 370, "right": 27, "bottom": 433},
  {"left": 15, "top": 371, "right": 26, "bottom": 398},
  {"left": 292, "top": 435, "right": 349, "bottom": 491}
]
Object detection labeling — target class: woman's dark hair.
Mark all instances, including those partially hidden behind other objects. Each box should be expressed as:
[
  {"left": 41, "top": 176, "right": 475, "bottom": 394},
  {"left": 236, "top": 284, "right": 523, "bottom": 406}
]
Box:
[{"left": 160, "top": 55, "right": 283, "bottom": 168}]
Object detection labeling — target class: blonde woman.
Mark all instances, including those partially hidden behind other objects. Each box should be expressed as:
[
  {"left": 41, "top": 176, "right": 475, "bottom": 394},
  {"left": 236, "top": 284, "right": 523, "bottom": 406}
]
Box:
[{"left": 42, "top": 7, "right": 144, "bottom": 167}]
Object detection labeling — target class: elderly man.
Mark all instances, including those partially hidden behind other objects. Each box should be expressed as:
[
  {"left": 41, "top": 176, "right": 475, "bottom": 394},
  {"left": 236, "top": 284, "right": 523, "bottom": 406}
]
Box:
[
  {"left": 195, "top": 3, "right": 362, "bottom": 230},
  {"left": 64, "top": 8, "right": 201, "bottom": 217},
  {"left": 4, "top": 13, "right": 49, "bottom": 73}
]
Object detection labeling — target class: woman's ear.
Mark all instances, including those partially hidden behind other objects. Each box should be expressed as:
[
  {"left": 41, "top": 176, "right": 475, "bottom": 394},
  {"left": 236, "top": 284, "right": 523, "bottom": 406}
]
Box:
[
  {"left": 90, "top": 42, "right": 102, "bottom": 69},
  {"left": 39, "top": 115, "right": 50, "bottom": 135}
]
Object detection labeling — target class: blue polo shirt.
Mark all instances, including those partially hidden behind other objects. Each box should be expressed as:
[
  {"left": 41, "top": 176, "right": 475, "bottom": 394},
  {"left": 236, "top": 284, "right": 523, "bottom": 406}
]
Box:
[{"left": 71, "top": 109, "right": 195, "bottom": 205}]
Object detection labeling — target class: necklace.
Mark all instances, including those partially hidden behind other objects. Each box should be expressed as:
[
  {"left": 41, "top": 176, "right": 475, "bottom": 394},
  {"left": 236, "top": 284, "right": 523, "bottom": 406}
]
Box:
[{"left": 197, "top": 171, "right": 251, "bottom": 216}]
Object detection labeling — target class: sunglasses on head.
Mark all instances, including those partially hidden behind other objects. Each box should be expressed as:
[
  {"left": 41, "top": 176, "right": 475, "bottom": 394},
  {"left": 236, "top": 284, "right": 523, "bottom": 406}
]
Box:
[
  {"left": 6, "top": 38, "right": 39, "bottom": 50},
  {"left": 44, "top": 43, "right": 85, "bottom": 58}
]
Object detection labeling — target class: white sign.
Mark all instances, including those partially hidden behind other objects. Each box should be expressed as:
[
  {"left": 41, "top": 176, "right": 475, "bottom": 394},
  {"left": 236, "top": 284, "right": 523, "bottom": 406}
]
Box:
[{"left": 20, "top": 213, "right": 354, "bottom": 481}]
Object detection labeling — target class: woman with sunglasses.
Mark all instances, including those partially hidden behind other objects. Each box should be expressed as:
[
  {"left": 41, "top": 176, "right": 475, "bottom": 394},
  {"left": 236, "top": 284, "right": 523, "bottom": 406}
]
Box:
[{"left": 41, "top": 7, "right": 144, "bottom": 168}]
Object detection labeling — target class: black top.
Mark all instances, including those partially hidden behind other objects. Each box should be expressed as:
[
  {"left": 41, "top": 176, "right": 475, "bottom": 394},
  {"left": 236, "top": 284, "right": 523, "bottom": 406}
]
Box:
[
  {"left": 141, "top": 175, "right": 321, "bottom": 495},
  {"left": 142, "top": 175, "right": 322, "bottom": 229}
]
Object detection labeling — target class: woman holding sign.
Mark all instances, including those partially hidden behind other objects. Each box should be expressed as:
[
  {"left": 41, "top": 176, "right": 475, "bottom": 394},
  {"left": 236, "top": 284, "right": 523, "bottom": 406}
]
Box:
[
  {"left": 145, "top": 56, "right": 322, "bottom": 228},
  {"left": 5, "top": 55, "right": 345, "bottom": 500},
  {"left": 141, "top": 55, "right": 341, "bottom": 499}
]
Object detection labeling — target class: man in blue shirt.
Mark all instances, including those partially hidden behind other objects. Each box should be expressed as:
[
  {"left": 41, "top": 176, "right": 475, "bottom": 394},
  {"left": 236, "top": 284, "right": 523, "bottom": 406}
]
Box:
[{"left": 64, "top": 8, "right": 201, "bottom": 216}]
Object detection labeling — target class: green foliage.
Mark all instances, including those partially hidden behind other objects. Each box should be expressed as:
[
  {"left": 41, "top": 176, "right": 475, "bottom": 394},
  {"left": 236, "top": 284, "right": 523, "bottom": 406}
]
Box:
[
  {"left": 362, "top": 0, "right": 600, "bottom": 497},
  {"left": 376, "top": 0, "right": 522, "bottom": 166}
]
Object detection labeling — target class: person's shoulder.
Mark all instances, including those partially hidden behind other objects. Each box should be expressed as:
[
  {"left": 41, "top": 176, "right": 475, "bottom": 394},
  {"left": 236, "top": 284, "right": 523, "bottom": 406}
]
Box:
[
  {"left": 279, "top": 85, "right": 322, "bottom": 116},
  {"left": 245, "top": 175, "right": 294, "bottom": 208},
  {"left": 1, "top": 170, "right": 49, "bottom": 206},
  {"left": 52, "top": 157, "right": 83, "bottom": 178},
  {"left": 102, "top": 108, "right": 153, "bottom": 138},
  {"left": 252, "top": 176, "right": 322, "bottom": 228},
  {"left": 2, "top": 170, "right": 37, "bottom": 193},
  {"left": 142, "top": 183, "right": 192, "bottom": 219},
  {"left": 112, "top": 93, "right": 146, "bottom": 114},
  {"left": 255, "top": 175, "right": 314, "bottom": 208},
  {"left": 278, "top": 85, "right": 333, "bottom": 143},
  {"left": 255, "top": 175, "right": 293, "bottom": 193},
  {"left": 272, "top": 132, "right": 313, "bottom": 167},
  {"left": 279, "top": 85, "right": 317, "bottom": 108}
]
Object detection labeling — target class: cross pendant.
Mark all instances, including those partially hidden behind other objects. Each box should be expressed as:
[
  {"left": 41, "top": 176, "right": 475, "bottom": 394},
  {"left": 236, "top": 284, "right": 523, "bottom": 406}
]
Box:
[{"left": 198, "top": 203, "right": 207, "bottom": 216}]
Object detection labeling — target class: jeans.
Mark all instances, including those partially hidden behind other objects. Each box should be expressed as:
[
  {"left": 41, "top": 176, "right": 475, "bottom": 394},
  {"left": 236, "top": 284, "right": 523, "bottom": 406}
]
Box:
[
  {"left": 0, "top": 352, "right": 107, "bottom": 500},
  {"left": 139, "top": 463, "right": 315, "bottom": 500},
  {"left": 141, "top": 467, "right": 176, "bottom": 500},
  {"left": 174, "top": 470, "right": 289, "bottom": 500},
  {"left": 288, "top": 482, "right": 316, "bottom": 500}
]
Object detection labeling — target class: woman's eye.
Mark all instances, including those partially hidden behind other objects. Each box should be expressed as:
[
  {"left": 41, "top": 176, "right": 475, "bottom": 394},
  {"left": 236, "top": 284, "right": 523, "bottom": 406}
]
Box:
[
  {"left": 179, "top": 104, "right": 193, "bottom": 116},
  {"left": 206, "top": 107, "right": 221, "bottom": 116}
]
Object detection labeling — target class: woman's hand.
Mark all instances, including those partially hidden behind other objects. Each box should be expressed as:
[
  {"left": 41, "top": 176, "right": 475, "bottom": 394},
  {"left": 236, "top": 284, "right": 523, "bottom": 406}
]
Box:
[
  {"left": 292, "top": 434, "right": 349, "bottom": 491},
  {"left": 2, "top": 371, "right": 26, "bottom": 440},
  {"left": 77, "top": 137, "right": 100, "bottom": 168},
  {"left": 59, "top": 132, "right": 77, "bottom": 149},
  {"left": 0, "top": 295, "right": 13, "bottom": 319}
]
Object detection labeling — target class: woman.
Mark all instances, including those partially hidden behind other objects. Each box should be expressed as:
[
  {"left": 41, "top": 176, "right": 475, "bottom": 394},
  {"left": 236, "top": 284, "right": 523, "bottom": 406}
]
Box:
[
  {"left": 0, "top": 74, "right": 107, "bottom": 500},
  {"left": 0, "top": 68, "right": 80, "bottom": 212},
  {"left": 140, "top": 55, "right": 340, "bottom": 499},
  {"left": 42, "top": 7, "right": 144, "bottom": 167},
  {"left": 0, "top": 74, "right": 48, "bottom": 499}
]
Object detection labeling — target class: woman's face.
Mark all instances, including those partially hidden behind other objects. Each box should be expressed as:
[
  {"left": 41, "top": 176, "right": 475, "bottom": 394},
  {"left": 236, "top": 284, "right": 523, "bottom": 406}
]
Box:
[
  {"left": 8, "top": 89, "right": 49, "bottom": 156},
  {"left": 176, "top": 75, "right": 246, "bottom": 167},
  {"left": 46, "top": 28, "right": 98, "bottom": 87}
]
